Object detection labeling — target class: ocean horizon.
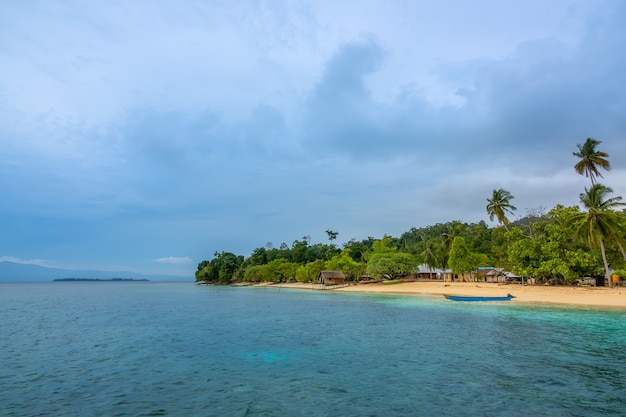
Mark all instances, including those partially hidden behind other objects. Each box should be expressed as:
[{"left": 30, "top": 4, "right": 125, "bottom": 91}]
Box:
[{"left": 1, "top": 281, "right": 625, "bottom": 416}]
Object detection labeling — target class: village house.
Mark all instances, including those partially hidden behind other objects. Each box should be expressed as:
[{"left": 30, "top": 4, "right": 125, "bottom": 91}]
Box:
[
  {"left": 416, "top": 264, "right": 453, "bottom": 281},
  {"left": 318, "top": 270, "right": 345, "bottom": 286}
]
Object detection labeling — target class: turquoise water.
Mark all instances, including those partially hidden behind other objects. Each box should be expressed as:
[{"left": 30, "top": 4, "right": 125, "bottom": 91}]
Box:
[{"left": 1, "top": 282, "right": 625, "bottom": 416}]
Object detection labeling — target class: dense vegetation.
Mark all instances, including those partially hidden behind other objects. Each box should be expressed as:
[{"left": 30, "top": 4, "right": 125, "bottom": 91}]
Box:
[{"left": 196, "top": 139, "right": 626, "bottom": 286}]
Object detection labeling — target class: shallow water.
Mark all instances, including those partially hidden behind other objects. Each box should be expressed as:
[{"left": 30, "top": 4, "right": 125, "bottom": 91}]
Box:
[{"left": 1, "top": 282, "right": 625, "bottom": 416}]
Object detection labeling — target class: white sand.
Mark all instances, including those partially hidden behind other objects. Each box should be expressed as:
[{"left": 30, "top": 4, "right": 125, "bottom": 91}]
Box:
[{"left": 264, "top": 281, "right": 626, "bottom": 308}]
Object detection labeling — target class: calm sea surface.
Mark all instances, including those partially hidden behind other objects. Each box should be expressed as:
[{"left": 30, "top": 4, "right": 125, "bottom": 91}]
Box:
[{"left": 1, "top": 282, "right": 625, "bottom": 416}]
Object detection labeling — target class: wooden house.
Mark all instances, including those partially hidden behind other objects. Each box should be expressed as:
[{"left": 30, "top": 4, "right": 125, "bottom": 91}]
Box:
[
  {"left": 417, "top": 264, "right": 453, "bottom": 281},
  {"left": 484, "top": 268, "right": 506, "bottom": 283},
  {"left": 318, "top": 270, "right": 345, "bottom": 286}
]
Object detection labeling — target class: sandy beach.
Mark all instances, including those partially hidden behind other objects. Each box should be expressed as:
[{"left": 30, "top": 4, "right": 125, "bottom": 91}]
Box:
[{"left": 257, "top": 281, "right": 626, "bottom": 309}]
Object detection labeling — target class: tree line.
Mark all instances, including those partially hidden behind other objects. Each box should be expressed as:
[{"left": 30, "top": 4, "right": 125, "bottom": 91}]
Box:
[{"left": 196, "top": 139, "right": 625, "bottom": 287}]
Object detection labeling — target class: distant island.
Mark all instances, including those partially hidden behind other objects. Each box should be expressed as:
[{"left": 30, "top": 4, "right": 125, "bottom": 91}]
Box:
[
  {"left": 0, "top": 261, "right": 188, "bottom": 282},
  {"left": 53, "top": 278, "right": 150, "bottom": 282}
]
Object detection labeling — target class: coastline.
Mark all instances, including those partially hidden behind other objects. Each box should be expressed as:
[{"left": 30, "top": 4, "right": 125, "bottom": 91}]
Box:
[{"left": 250, "top": 281, "right": 626, "bottom": 309}]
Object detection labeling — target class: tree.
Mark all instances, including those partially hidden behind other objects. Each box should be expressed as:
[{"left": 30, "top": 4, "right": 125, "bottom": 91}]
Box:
[
  {"left": 486, "top": 188, "right": 517, "bottom": 231},
  {"left": 243, "top": 264, "right": 272, "bottom": 282},
  {"left": 570, "top": 184, "right": 625, "bottom": 287},
  {"left": 364, "top": 236, "right": 415, "bottom": 279},
  {"left": 366, "top": 252, "right": 417, "bottom": 280},
  {"left": 448, "top": 236, "right": 487, "bottom": 281},
  {"left": 573, "top": 138, "right": 611, "bottom": 185},
  {"left": 247, "top": 247, "right": 268, "bottom": 266},
  {"left": 295, "top": 260, "right": 326, "bottom": 282},
  {"left": 441, "top": 222, "right": 462, "bottom": 270},
  {"left": 416, "top": 237, "right": 440, "bottom": 276},
  {"left": 291, "top": 239, "right": 309, "bottom": 263},
  {"left": 327, "top": 250, "right": 363, "bottom": 280},
  {"left": 305, "top": 242, "right": 340, "bottom": 261},
  {"left": 342, "top": 238, "right": 375, "bottom": 262},
  {"left": 507, "top": 206, "right": 599, "bottom": 283},
  {"left": 267, "top": 258, "right": 297, "bottom": 282},
  {"left": 195, "top": 251, "right": 244, "bottom": 283}
]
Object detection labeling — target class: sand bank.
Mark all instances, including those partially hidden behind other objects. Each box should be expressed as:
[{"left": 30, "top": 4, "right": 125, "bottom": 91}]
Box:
[{"left": 261, "top": 281, "right": 626, "bottom": 309}]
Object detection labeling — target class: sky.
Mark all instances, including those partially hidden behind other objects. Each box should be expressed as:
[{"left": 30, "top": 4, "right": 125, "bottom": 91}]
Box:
[{"left": 1, "top": 0, "right": 625, "bottom": 277}]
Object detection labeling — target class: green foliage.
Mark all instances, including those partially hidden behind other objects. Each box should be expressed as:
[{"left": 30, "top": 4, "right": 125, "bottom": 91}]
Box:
[
  {"left": 569, "top": 184, "right": 625, "bottom": 286},
  {"left": 612, "top": 269, "right": 626, "bottom": 278},
  {"left": 307, "top": 243, "right": 341, "bottom": 261},
  {"left": 325, "top": 229, "right": 339, "bottom": 242},
  {"left": 364, "top": 236, "right": 397, "bottom": 263},
  {"left": 507, "top": 206, "right": 600, "bottom": 282},
  {"left": 267, "top": 258, "right": 297, "bottom": 282},
  {"left": 265, "top": 245, "right": 291, "bottom": 262},
  {"left": 490, "top": 226, "right": 516, "bottom": 269},
  {"left": 291, "top": 239, "right": 310, "bottom": 264},
  {"left": 571, "top": 184, "right": 624, "bottom": 248},
  {"left": 448, "top": 236, "right": 487, "bottom": 280},
  {"left": 342, "top": 238, "right": 375, "bottom": 262},
  {"left": 195, "top": 264, "right": 215, "bottom": 282},
  {"left": 573, "top": 138, "right": 611, "bottom": 185},
  {"left": 243, "top": 264, "right": 272, "bottom": 282},
  {"left": 247, "top": 247, "right": 268, "bottom": 266},
  {"left": 195, "top": 251, "right": 244, "bottom": 283},
  {"left": 295, "top": 260, "right": 326, "bottom": 282},
  {"left": 397, "top": 221, "right": 498, "bottom": 271},
  {"left": 486, "top": 188, "right": 517, "bottom": 230},
  {"left": 326, "top": 250, "right": 363, "bottom": 280},
  {"left": 196, "top": 178, "right": 624, "bottom": 285},
  {"left": 415, "top": 238, "right": 441, "bottom": 271},
  {"left": 366, "top": 252, "right": 417, "bottom": 280}
]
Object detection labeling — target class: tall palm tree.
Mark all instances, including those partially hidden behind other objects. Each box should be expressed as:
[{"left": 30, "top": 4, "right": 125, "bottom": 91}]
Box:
[
  {"left": 573, "top": 138, "right": 611, "bottom": 185},
  {"left": 418, "top": 237, "right": 441, "bottom": 278},
  {"left": 486, "top": 188, "right": 517, "bottom": 231},
  {"left": 441, "top": 222, "right": 462, "bottom": 271},
  {"left": 571, "top": 184, "right": 625, "bottom": 287}
]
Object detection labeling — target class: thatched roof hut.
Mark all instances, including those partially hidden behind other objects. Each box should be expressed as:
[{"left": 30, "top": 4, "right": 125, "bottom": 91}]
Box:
[{"left": 318, "top": 270, "right": 345, "bottom": 286}]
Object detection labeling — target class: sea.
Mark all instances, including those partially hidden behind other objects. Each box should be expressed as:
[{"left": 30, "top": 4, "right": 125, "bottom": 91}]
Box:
[{"left": 1, "top": 282, "right": 625, "bottom": 417}]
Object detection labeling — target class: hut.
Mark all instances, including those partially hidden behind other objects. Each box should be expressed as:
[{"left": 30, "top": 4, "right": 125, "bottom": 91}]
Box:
[
  {"left": 318, "top": 270, "right": 345, "bottom": 286},
  {"left": 417, "top": 264, "right": 453, "bottom": 281},
  {"left": 484, "top": 268, "right": 506, "bottom": 283}
]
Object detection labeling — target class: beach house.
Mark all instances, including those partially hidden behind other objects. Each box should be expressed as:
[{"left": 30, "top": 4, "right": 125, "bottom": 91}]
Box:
[{"left": 318, "top": 270, "right": 345, "bottom": 286}]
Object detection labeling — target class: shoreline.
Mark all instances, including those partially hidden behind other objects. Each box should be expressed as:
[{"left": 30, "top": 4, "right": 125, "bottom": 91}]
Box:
[{"left": 247, "top": 281, "right": 626, "bottom": 309}]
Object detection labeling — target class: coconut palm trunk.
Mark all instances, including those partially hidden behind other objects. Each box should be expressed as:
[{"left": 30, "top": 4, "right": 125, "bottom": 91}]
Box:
[
  {"left": 599, "top": 237, "right": 612, "bottom": 287},
  {"left": 618, "top": 241, "right": 626, "bottom": 261}
]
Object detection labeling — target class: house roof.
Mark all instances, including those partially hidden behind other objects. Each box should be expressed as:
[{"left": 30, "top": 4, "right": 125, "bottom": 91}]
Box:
[
  {"left": 318, "top": 270, "right": 345, "bottom": 279},
  {"left": 417, "top": 264, "right": 452, "bottom": 274}
]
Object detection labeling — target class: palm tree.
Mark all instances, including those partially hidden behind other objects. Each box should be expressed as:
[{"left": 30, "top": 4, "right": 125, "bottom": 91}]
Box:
[
  {"left": 571, "top": 184, "right": 625, "bottom": 287},
  {"left": 573, "top": 138, "right": 611, "bottom": 185},
  {"left": 418, "top": 237, "right": 441, "bottom": 279},
  {"left": 486, "top": 188, "right": 517, "bottom": 231},
  {"left": 441, "top": 222, "right": 462, "bottom": 272}
]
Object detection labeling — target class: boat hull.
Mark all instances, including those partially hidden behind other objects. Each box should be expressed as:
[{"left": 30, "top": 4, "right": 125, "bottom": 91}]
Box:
[{"left": 444, "top": 294, "right": 515, "bottom": 302}]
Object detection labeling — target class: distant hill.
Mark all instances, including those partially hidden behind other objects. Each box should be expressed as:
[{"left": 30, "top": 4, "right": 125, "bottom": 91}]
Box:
[{"left": 0, "top": 261, "right": 191, "bottom": 282}]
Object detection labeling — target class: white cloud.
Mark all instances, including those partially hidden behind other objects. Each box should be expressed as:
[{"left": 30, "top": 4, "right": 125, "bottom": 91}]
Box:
[
  {"left": 155, "top": 256, "right": 193, "bottom": 264},
  {"left": 0, "top": 256, "right": 51, "bottom": 267}
]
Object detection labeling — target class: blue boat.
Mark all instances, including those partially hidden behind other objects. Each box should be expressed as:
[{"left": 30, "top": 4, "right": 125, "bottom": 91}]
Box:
[{"left": 444, "top": 294, "right": 515, "bottom": 302}]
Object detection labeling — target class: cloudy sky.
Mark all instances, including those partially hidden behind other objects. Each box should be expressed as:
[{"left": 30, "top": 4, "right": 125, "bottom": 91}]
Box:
[{"left": 1, "top": 0, "right": 625, "bottom": 277}]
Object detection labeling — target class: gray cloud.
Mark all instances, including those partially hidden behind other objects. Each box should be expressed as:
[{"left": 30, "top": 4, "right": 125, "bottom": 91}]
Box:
[
  {"left": 294, "top": 3, "right": 625, "bottom": 177},
  {"left": 1, "top": 0, "right": 624, "bottom": 275}
]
